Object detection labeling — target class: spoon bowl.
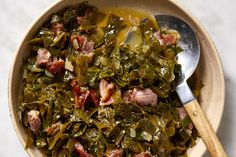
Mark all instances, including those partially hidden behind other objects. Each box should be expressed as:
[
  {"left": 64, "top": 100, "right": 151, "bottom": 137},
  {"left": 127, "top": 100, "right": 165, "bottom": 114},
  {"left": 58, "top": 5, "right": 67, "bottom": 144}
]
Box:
[
  {"left": 155, "top": 15, "right": 200, "bottom": 81},
  {"left": 155, "top": 15, "right": 227, "bottom": 157}
]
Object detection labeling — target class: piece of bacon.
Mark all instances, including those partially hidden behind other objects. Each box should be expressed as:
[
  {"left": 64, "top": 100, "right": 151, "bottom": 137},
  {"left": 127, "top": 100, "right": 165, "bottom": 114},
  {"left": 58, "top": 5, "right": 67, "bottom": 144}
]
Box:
[
  {"left": 71, "top": 35, "right": 94, "bottom": 54},
  {"left": 71, "top": 80, "right": 99, "bottom": 109},
  {"left": 36, "top": 48, "right": 65, "bottom": 75},
  {"left": 71, "top": 80, "right": 82, "bottom": 107},
  {"left": 27, "top": 110, "right": 41, "bottom": 135},
  {"left": 48, "top": 59, "right": 65, "bottom": 75},
  {"left": 36, "top": 48, "right": 51, "bottom": 67},
  {"left": 76, "top": 90, "right": 90, "bottom": 109},
  {"left": 75, "top": 142, "right": 92, "bottom": 157},
  {"left": 71, "top": 81, "right": 89, "bottom": 109},
  {"left": 154, "top": 29, "right": 180, "bottom": 46},
  {"left": 162, "top": 34, "right": 179, "bottom": 46},
  {"left": 124, "top": 88, "right": 158, "bottom": 107},
  {"left": 106, "top": 149, "right": 124, "bottom": 157},
  {"left": 99, "top": 79, "right": 115, "bottom": 106},
  {"left": 71, "top": 80, "right": 80, "bottom": 94}
]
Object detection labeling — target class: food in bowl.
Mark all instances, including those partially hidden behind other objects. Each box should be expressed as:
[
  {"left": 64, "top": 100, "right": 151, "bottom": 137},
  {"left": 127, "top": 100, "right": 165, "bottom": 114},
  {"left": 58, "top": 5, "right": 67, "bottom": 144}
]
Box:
[{"left": 19, "top": 2, "right": 202, "bottom": 156}]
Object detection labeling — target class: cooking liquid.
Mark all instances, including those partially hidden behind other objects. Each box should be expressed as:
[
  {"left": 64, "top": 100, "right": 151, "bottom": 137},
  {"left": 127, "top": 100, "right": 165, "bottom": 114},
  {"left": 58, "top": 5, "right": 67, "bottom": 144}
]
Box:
[{"left": 97, "top": 7, "right": 159, "bottom": 44}]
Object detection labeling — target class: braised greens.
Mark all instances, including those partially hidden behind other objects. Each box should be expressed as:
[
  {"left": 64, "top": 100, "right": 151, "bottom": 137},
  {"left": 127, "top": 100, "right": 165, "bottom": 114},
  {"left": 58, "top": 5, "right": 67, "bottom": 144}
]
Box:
[{"left": 19, "top": 2, "right": 202, "bottom": 157}]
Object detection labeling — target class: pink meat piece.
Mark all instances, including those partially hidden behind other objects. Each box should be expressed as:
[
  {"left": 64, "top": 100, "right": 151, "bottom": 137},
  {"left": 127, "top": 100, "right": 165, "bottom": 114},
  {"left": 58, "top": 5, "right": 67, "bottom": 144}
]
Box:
[
  {"left": 124, "top": 88, "right": 158, "bottom": 107},
  {"left": 106, "top": 149, "right": 124, "bottom": 157},
  {"left": 48, "top": 59, "right": 65, "bottom": 75},
  {"left": 176, "top": 107, "right": 188, "bottom": 120},
  {"left": 71, "top": 35, "right": 94, "bottom": 54},
  {"left": 153, "top": 31, "right": 165, "bottom": 45},
  {"left": 100, "top": 97, "right": 114, "bottom": 106},
  {"left": 27, "top": 110, "right": 41, "bottom": 134},
  {"left": 99, "top": 79, "right": 115, "bottom": 106},
  {"left": 71, "top": 80, "right": 99, "bottom": 109},
  {"left": 188, "top": 123, "right": 194, "bottom": 131},
  {"left": 71, "top": 80, "right": 89, "bottom": 109},
  {"left": 176, "top": 107, "right": 194, "bottom": 133},
  {"left": 75, "top": 142, "right": 92, "bottom": 157},
  {"left": 75, "top": 90, "right": 90, "bottom": 109},
  {"left": 154, "top": 30, "right": 180, "bottom": 46},
  {"left": 162, "top": 34, "right": 178, "bottom": 46},
  {"left": 36, "top": 48, "right": 51, "bottom": 66}
]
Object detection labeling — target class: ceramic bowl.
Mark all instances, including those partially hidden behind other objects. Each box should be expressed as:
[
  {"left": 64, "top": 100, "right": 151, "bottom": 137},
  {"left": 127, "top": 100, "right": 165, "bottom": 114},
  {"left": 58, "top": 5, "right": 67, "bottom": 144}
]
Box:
[{"left": 8, "top": 0, "right": 225, "bottom": 156}]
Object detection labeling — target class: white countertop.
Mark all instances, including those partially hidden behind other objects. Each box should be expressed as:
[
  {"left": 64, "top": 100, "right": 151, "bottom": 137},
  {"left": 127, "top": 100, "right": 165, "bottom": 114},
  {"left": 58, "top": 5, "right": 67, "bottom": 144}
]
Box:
[{"left": 0, "top": 0, "right": 235, "bottom": 156}]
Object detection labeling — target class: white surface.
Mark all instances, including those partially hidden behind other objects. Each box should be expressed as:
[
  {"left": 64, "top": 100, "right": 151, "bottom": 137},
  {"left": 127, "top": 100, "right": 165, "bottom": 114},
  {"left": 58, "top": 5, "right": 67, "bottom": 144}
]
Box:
[{"left": 0, "top": 0, "right": 235, "bottom": 156}]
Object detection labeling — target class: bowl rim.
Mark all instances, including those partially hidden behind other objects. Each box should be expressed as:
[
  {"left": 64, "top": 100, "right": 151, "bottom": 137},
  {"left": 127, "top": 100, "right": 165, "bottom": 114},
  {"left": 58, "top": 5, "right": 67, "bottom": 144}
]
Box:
[{"left": 8, "top": 0, "right": 225, "bottom": 156}]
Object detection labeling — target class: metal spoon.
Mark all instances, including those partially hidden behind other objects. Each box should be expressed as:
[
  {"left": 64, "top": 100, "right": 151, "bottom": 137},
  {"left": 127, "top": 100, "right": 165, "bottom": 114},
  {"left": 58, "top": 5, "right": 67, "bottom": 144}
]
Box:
[{"left": 155, "top": 15, "right": 227, "bottom": 157}]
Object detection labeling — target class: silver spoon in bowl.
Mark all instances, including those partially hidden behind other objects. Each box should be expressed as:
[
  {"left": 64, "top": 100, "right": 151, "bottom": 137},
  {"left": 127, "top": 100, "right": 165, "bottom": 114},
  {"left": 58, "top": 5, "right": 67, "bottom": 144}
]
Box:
[
  {"left": 125, "top": 15, "right": 227, "bottom": 156},
  {"left": 156, "top": 15, "right": 227, "bottom": 157}
]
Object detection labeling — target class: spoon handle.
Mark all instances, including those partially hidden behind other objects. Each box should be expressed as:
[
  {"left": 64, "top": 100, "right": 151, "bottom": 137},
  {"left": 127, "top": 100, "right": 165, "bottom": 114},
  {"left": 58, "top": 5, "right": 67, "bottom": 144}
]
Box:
[{"left": 184, "top": 99, "right": 227, "bottom": 157}]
